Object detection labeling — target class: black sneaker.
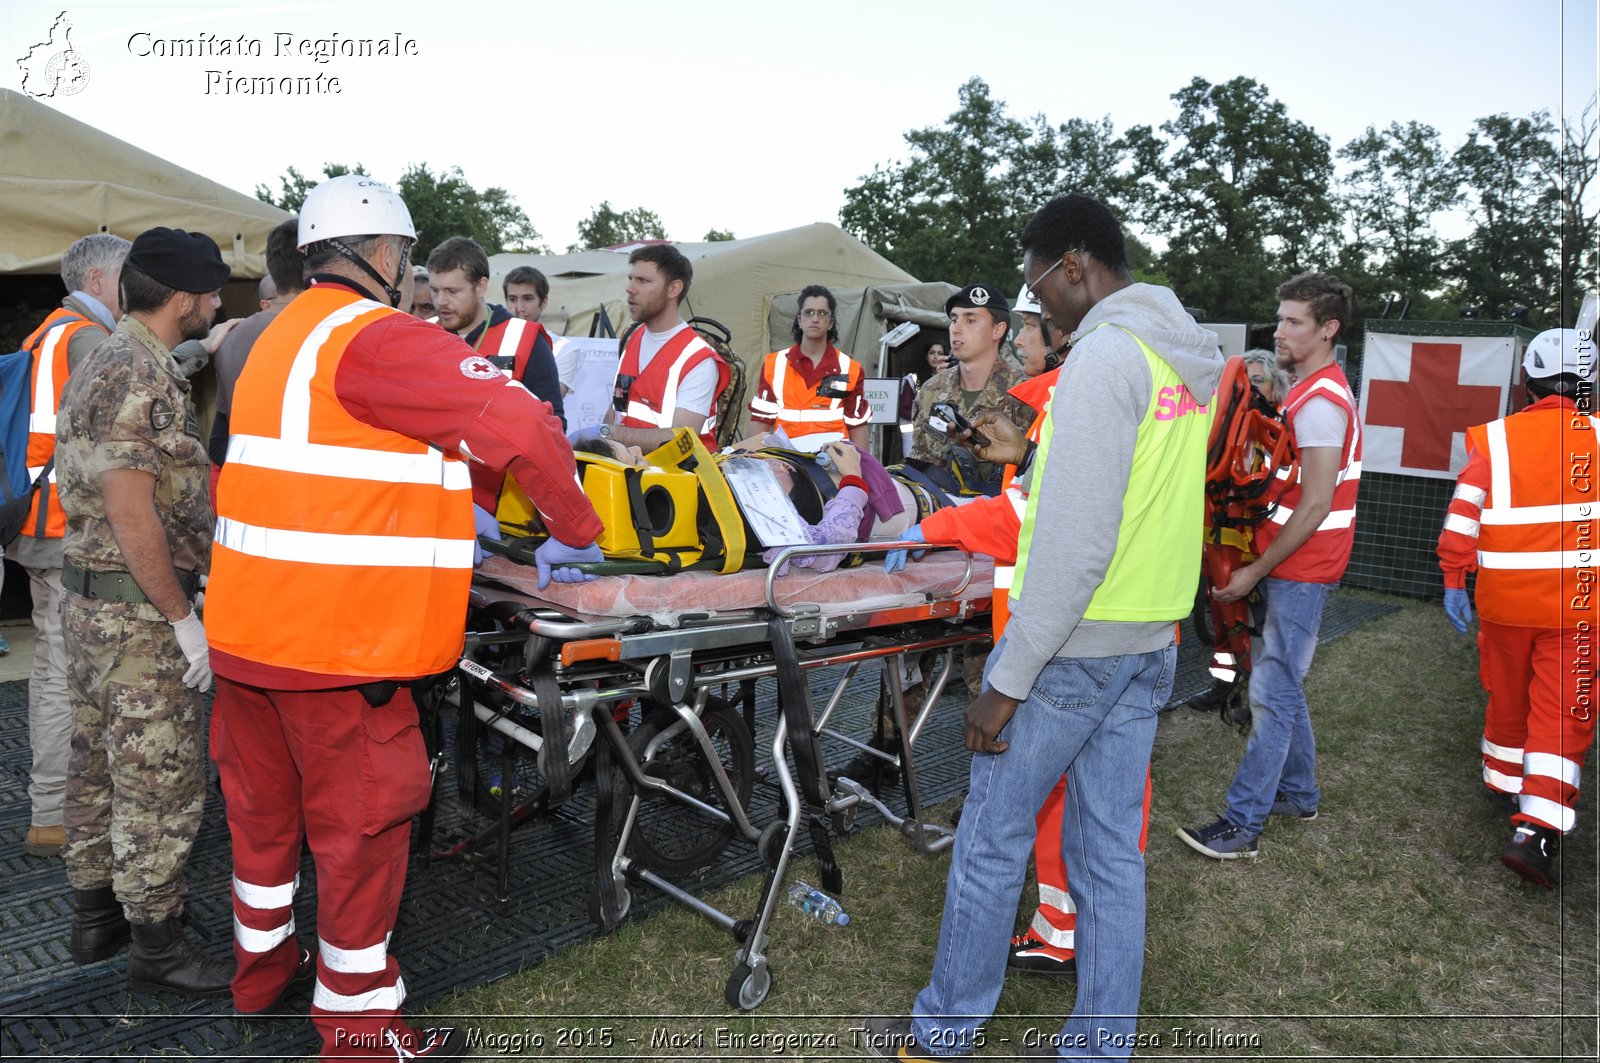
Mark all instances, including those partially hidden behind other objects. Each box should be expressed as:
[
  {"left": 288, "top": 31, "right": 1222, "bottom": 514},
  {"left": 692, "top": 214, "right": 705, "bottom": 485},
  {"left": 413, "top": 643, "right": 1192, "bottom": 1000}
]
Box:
[
  {"left": 858, "top": 1016, "right": 972, "bottom": 1060},
  {"left": 1502, "top": 823, "right": 1560, "bottom": 890},
  {"left": 235, "top": 946, "right": 314, "bottom": 1024},
  {"left": 1177, "top": 816, "right": 1260, "bottom": 860},
  {"left": 1270, "top": 795, "right": 1318, "bottom": 821},
  {"left": 1006, "top": 932, "right": 1076, "bottom": 978},
  {"left": 831, "top": 736, "right": 903, "bottom": 794}
]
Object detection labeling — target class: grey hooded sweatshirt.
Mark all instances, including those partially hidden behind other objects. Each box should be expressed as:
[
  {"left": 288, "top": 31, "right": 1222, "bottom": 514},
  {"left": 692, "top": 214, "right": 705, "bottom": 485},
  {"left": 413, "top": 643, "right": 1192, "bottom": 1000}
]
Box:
[{"left": 987, "top": 282, "right": 1225, "bottom": 702}]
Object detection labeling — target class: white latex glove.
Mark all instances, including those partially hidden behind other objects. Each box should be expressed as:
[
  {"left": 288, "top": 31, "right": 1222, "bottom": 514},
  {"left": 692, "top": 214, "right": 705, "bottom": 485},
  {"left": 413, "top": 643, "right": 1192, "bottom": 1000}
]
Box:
[{"left": 170, "top": 609, "right": 212, "bottom": 693}]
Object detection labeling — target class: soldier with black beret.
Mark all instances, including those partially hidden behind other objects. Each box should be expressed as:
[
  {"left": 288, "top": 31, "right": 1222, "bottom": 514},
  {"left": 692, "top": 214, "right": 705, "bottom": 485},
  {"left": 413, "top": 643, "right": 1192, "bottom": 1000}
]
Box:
[{"left": 55, "top": 226, "right": 234, "bottom": 998}]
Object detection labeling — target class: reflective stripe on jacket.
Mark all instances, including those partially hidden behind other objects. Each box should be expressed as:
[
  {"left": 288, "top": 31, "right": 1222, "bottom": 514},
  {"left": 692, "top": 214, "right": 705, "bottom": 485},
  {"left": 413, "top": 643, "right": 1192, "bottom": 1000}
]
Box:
[
  {"left": 208, "top": 287, "right": 474, "bottom": 679},
  {"left": 1253, "top": 363, "right": 1361, "bottom": 583},
  {"left": 615, "top": 326, "right": 729, "bottom": 450},
  {"left": 19, "top": 308, "right": 103, "bottom": 539}
]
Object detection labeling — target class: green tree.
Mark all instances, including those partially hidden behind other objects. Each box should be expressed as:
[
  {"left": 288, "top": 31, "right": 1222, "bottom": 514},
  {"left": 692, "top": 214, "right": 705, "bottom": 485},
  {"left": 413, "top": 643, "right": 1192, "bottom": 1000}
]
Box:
[
  {"left": 702, "top": 228, "right": 736, "bottom": 242},
  {"left": 254, "top": 162, "right": 367, "bottom": 212},
  {"left": 255, "top": 162, "right": 543, "bottom": 259},
  {"left": 569, "top": 202, "right": 667, "bottom": 251},
  {"left": 1125, "top": 76, "right": 1336, "bottom": 322},
  {"left": 840, "top": 78, "right": 1128, "bottom": 288},
  {"left": 1557, "top": 100, "right": 1599, "bottom": 326},
  {"left": 1335, "top": 121, "right": 1459, "bottom": 319},
  {"left": 396, "top": 163, "right": 544, "bottom": 260},
  {"left": 1447, "top": 112, "right": 1561, "bottom": 323}
]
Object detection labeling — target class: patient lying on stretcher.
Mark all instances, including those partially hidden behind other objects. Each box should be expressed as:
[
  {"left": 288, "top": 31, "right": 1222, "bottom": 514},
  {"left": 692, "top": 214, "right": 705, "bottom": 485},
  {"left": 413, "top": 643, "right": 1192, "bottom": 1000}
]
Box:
[{"left": 575, "top": 435, "right": 923, "bottom": 574}]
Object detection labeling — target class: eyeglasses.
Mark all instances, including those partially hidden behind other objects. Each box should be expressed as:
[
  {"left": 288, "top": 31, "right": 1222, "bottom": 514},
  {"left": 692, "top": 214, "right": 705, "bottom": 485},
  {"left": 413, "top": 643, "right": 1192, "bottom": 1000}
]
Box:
[
  {"left": 1025, "top": 254, "right": 1069, "bottom": 302},
  {"left": 800, "top": 309, "right": 833, "bottom": 320}
]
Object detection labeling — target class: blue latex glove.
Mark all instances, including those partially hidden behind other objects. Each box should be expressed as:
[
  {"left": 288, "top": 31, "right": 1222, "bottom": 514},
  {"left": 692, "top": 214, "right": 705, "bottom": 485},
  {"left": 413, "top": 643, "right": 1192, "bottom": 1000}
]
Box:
[
  {"left": 472, "top": 504, "right": 502, "bottom": 566},
  {"left": 1443, "top": 587, "right": 1473, "bottom": 635},
  {"left": 883, "top": 524, "right": 926, "bottom": 574},
  {"left": 567, "top": 424, "right": 605, "bottom": 445},
  {"left": 534, "top": 538, "right": 603, "bottom": 590}
]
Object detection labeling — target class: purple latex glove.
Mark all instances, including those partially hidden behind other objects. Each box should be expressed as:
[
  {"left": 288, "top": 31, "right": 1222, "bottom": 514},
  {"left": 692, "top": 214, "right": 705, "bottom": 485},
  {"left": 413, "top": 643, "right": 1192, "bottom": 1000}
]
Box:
[
  {"left": 473, "top": 504, "right": 502, "bottom": 566},
  {"left": 534, "top": 539, "right": 603, "bottom": 590}
]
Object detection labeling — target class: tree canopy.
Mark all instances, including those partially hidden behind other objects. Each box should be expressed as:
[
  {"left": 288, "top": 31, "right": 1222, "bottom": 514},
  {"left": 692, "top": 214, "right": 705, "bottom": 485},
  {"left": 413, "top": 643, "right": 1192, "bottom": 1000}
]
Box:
[
  {"left": 841, "top": 77, "right": 1598, "bottom": 331},
  {"left": 255, "top": 162, "right": 545, "bottom": 260},
  {"left": 569, "top": 202, "right": 667, "bottom": 252}
]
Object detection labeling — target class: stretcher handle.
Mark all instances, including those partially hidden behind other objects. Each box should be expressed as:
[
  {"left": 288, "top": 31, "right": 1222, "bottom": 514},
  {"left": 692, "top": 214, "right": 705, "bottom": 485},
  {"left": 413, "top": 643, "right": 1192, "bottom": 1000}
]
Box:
[{"left": 762, "top": 541, "right": 974, "bottom": 619}]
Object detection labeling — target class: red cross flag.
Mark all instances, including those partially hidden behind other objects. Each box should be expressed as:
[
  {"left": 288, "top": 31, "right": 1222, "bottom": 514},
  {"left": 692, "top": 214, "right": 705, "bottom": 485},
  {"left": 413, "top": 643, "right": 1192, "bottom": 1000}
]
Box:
[{"left": 1358, "top": 333, "right": 1518, "bottom": 479}]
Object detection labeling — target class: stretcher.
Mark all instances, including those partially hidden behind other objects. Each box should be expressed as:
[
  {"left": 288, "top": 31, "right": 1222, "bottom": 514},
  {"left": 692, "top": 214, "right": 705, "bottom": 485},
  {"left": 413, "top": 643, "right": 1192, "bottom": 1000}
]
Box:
[{"left": 424, "top": 543, "right": 994, "bottom": 1010}]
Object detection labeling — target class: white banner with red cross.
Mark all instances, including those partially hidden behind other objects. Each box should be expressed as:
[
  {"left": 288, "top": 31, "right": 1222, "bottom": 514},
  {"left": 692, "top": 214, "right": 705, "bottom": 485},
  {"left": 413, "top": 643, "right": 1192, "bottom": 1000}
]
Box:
[{"left": 1358, "top": 333, "right": 1520, "bottom": 479}]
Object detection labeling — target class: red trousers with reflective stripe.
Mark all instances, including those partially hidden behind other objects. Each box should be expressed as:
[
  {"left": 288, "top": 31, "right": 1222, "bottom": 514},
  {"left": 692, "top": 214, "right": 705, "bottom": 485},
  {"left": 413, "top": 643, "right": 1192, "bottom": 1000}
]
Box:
[
  {"left": 1029, "top": 770, "right": 1153, "bottom": 951},
  {"left": 1477, "top": 619, "right": 1596, "bottom": 833},
  {"left": 212, "top": 679, "right": 433, "bottom": 1058}
]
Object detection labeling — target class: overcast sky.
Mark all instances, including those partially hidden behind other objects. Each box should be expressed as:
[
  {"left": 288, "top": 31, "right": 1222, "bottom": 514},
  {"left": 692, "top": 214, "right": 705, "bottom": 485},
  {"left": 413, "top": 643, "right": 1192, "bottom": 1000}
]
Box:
[{"left": 5, "top": 0, "right": 1596, "bottom": 251}]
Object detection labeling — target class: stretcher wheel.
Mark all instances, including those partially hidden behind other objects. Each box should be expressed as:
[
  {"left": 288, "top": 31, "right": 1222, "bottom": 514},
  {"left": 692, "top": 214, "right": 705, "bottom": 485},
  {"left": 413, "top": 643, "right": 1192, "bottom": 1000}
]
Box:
[
  {"left": 621, "top": 700, "right": 754, "bottom": 878},
  {"left": 588, "top": 884, "right": 631, "bottom": 928},
  {"left": 757, "top": 822, "right": 788, "bottom": 870},
  {"left": 724, "top": 960, "right": 772, "bottom": 1011}
]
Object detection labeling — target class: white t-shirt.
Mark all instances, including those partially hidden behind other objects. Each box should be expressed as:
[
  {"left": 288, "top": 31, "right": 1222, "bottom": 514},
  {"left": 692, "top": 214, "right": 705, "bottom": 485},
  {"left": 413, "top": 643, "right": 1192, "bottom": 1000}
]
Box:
[
  {"left": 638, "top": 321, "right": 718, "bottom": 417},
  {"left": 1293, "top": 395, "right": 1349, "bottom": 450},
  {"left": 550, "top": 335, "right": 581, "bottom": 392}
]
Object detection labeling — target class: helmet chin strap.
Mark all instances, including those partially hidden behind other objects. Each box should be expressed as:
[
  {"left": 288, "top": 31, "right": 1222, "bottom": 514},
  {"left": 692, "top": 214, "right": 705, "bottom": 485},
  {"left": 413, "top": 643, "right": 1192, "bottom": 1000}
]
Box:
[
  {"left": 1040, "top": 319, "right": 1071, "bottom": 372},
  {"left": 328, "top": 237, "right": 406, "bottom": 307}
]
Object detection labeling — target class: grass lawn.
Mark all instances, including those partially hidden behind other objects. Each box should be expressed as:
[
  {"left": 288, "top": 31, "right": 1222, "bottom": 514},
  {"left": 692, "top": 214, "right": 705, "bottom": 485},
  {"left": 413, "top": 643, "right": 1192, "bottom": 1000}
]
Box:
[{"left": 413, "top": 592, "right": 1598, "bottom": 1060}]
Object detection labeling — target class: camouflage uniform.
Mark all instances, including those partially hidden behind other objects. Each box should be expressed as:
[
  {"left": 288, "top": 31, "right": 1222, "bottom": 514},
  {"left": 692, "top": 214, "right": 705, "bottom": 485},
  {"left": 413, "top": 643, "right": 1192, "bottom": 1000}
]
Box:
[
  {"left": 908, "top": 354, "right": 1036, "bottom": 492},
  {"left": 55, "top": 316, "right": 212, "bottom": 923}
]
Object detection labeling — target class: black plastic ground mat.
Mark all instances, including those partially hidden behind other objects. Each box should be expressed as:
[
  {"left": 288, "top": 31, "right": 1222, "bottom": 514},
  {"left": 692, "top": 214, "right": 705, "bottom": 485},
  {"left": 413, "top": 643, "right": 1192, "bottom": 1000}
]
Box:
[{"left": 1, "top": 590, "right": 1397, "bottom": 1059}]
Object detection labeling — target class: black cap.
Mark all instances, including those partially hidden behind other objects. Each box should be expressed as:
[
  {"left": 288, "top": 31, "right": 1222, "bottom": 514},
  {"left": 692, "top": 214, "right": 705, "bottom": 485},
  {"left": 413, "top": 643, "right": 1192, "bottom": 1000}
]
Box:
[
  {"left": 124, "top": 227, "right": 231, "bottom": 293},
  {"left": 944, "top": 283, "right": 1011, "bottom": 321}
]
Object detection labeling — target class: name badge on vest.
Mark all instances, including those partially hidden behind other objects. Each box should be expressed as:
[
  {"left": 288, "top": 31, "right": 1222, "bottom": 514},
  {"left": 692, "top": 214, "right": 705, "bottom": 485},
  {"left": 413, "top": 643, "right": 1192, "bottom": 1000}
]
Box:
[
  {"left": 612, "top": 374, "right": 636, "bottom": 414},
  {"left": 817, "top": 373, "right": 850, "bottom": 400}
]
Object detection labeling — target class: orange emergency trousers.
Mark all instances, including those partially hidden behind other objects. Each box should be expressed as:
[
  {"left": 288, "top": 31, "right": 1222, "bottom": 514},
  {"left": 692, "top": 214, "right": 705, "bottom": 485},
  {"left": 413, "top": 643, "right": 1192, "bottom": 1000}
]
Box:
[
  {"left": 919, "top": 370, "right": 1153, "bottom": 958},
  {"left": 1439, "top": 401, "right": 1600, "bottom": 834},
  {"left": 207, "top": 288, "right": 474, "bottom": 1058}
]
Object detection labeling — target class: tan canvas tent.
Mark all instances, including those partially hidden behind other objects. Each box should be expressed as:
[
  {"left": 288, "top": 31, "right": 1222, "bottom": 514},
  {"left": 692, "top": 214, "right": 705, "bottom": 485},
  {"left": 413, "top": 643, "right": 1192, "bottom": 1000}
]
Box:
[
  {"left": 489, "top": 223, "right": 917, "bottom": 373},
  {"left": 0, "top": 88, "right": 288, "bottom": 278}
]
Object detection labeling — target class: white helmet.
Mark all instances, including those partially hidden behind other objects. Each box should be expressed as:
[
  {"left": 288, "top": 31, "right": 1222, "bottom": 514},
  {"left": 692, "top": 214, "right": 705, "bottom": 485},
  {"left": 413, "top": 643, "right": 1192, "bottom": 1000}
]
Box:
[
  {"left": 1014, "top": 284, "right": 1042, "bottom": 316},
  {"left": 297, "top": 175, "right": 415, "bottom": 249},
  {"left": 1523, "top": 328, "right": 1595, "bottom": 381}
]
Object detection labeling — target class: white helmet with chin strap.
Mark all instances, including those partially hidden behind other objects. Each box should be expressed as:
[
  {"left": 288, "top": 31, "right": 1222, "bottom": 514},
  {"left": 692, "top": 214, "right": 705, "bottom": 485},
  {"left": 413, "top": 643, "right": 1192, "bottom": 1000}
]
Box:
[
  {"left": 1014, "top": 284, "right": 1067, "bottom": 371},
  {"left": 1014, "top": 284, "right": 1042, "bottom": 316},
  {"left": 297, "top": 175, "right": 416, "bottom": 307},
  {"left": 1523, "top": 328, "right": 1594, "bottom": 382}
]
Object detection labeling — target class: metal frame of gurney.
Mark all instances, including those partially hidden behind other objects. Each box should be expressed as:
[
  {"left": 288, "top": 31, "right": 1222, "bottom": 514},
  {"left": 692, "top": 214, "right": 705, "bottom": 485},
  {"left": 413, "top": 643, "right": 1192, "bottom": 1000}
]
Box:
[{"left": 420, "top": 541, "right": 993, "bottom": 1010}]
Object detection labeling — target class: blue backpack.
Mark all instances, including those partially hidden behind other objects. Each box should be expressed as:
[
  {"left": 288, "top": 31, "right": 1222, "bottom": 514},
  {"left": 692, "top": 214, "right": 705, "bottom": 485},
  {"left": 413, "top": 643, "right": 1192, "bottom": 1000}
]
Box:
[{"left": 0, "top": 315, "right": 86, "bottom": 543}]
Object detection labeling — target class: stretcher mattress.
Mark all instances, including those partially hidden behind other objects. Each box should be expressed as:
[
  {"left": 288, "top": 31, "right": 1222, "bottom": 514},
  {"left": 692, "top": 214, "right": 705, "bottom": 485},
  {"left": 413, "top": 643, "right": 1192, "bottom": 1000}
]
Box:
[{"left": 477, "top": 553, "right": 994, "bottom": 626}]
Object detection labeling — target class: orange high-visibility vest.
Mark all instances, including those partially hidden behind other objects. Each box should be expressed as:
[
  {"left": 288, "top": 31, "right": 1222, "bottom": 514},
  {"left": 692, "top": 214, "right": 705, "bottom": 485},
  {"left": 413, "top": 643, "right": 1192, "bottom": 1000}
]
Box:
[
  {"left": 1254, "top": 364, "right": 1361, "bottom": 583},
  {"left": 1464, "top": 406, "right": 1600, "bottom": 628},
  {"left": 748, "top": 347, "right": 866, "bottom": 450},
  {"left": 207, "top": 286, "right": 475, "bottom": 680},
  {"left": 614, "top": 326, "right": 729, "bottom": 450},
  {"left": 18, "top": 309, "right": 105, "bottom": 540}
]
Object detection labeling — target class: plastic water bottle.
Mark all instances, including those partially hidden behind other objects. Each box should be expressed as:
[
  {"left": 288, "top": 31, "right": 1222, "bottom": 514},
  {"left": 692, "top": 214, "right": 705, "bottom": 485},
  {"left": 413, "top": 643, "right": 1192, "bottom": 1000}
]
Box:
[{"left": 785, "top": 881, "right": 849, "bottom": 926}]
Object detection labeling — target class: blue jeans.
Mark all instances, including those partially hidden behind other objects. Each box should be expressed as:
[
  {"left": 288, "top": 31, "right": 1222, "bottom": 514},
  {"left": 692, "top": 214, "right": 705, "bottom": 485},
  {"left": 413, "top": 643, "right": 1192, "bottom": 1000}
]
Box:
[
  {"left": 1223, "top": 577, "right": 1332, "bottom": 835},
  {"left": 911, "top": 639, "right": 1175, "bottom": 1060}
]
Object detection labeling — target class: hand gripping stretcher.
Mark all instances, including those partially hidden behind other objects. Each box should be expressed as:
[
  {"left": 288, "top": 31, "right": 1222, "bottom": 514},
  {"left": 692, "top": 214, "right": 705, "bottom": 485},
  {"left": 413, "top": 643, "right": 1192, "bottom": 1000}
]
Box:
[{"left": 421, "top": 543, "right": 994, "bottom": 1010}]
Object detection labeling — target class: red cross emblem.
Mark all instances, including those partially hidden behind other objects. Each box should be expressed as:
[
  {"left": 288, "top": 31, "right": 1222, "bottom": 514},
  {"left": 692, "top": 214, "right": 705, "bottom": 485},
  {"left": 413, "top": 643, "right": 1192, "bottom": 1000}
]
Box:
[
  {"left": 459, "top": 356, "right": 501, "bottom": 380},
  {"left": 1364, "top": 342, "right": 1503, "bottom": 470}
]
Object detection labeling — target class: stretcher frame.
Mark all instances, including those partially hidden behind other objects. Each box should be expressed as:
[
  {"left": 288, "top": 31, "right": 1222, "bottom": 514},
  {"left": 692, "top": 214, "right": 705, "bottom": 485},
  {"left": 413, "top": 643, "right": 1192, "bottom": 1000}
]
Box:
[{"left": 424, "top": 542, "right": 993, "bottom": 1010}]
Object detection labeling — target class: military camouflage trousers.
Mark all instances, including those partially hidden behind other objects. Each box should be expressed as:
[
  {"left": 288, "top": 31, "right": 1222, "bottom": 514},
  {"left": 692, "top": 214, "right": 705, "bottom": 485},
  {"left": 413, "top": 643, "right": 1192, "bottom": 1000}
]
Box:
[{"left": 61, "top": 595, "right": 205, "bottom": 922}]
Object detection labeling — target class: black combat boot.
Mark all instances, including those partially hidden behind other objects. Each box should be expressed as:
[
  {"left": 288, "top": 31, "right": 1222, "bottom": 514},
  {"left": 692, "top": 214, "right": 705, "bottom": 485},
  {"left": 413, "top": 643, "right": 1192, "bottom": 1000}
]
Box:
[
  {"left": 70, "top": 886, "right": 131, "bottom": 965},
  {"left": 127, "top": 917, "right": 235, "bottom": 997}
]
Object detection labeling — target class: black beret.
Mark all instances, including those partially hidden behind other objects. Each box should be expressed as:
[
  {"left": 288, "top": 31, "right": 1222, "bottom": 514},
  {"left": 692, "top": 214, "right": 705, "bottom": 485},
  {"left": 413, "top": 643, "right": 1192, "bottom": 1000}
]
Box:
[
  {"left": 944, "top": 283, "right": 1011, "bottom": 320},
  {"left": 124, "top": 227, "right": 231, "bottom": 293}
]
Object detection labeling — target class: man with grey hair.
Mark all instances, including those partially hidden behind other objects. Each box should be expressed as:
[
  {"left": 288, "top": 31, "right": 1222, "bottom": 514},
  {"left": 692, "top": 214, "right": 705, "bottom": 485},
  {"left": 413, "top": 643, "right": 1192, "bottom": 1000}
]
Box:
[
  {"left": 15, "top": 233, "right": 130, "bottom": 859},
  {"left": 16, "top": 234, "right": 235, "bottom": 860}
]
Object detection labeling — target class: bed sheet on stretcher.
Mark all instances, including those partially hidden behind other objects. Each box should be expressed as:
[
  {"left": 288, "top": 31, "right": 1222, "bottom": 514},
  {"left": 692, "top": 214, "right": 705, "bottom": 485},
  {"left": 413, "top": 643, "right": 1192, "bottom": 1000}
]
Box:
[{"left": 476, "top": 553, "right": 995, "bottom": 627}]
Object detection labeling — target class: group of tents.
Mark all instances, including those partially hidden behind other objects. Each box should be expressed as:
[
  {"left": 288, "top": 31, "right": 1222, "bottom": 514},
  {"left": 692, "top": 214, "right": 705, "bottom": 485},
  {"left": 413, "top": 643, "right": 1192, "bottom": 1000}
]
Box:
[{"left": 1, "top": 87, "right": 961, "bottom": 442}]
